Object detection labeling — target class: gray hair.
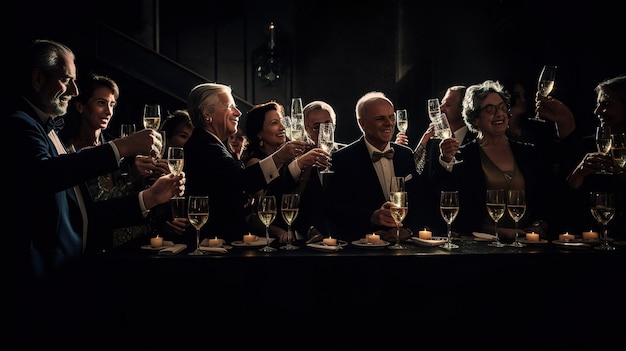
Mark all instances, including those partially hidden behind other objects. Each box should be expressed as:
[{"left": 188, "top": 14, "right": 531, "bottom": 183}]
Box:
[
  {"left": 462, "top": 80, "right": 510, "bottom": 133},
  {"left": 187, "top": 83, "right": 231, "bottom": 129},
  {"left": 303, "top": 100, "right": 337, "bottom": 124}
]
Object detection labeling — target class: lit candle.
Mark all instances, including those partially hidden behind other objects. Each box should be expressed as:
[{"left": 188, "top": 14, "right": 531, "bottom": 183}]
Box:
[
  {"left": 323, "top": 237, "right": 337, "bottom": 246},
  {"left": 243, "top": 233, "right": 258, "bottom": 243},
  {"left": 559, "top": 232, "right": 575, "bottom": 242},
  {"left": 208, "top": 236, "right": 223, "bottom": 247},
  {"left": 582, "top": 230, "right": 599, "bottom": 241},
  {"left": 366, "top": 233, "right": 380, "bottom": 244},
  {"left": 418, "top": 228, "right": 432, "bottom": 240},
  {"left": 526, "top": 232, "right": 539, "bottom": 242},
  {"left": 150, "top": 236, "right": 163, "bottom": 248}
]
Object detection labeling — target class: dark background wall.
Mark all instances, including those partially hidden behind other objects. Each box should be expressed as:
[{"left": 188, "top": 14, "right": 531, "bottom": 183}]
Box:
[{"left": 5, "top": 0, "right": 624, "bottom": 146}]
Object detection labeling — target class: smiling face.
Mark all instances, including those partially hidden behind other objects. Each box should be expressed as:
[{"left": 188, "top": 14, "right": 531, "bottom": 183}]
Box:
[
  {"left": 358, "top": 98, "right": 395, "bottom": 150},
  {"left": 475, "top": 92, "right": 509, "bottom": 137},
  {"left": 36, "top": 53, "right": 79, "bottom": 117},
  {"left": 594, "top": 87, "right": 625, "bottom": 133},
  {"left": 209, "top": 91, "right": 241, "bottom": 140},
  {"left": 258, "top": 109, "right": 286, "bottom": 149},
  {"left": 75, "top": 86, "right": 117, "bottom": 131}
]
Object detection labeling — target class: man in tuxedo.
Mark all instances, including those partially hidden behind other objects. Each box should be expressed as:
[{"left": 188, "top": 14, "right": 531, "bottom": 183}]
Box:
[
  {"left": 325, "top": 92, "right": 424, "bottom": 243},
  {"left": 5, "top": 39, "right": 184, "bottom": 339}
]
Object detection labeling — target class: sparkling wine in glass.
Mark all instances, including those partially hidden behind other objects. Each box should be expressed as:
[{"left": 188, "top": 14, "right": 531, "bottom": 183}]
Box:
[
  {"left": 507, "top": 189, "right": 526, "bottom": 247},
  {"left": 166, "top": 146, "right": 185, "bottom": 176},
  {"left": 396, "top": 109, "right": 408, "bottom": 133},
  {"left": 258, "top": 195, "right": 277, "bottom": 252},
  {"left": 486, "top": 189, "right": 506, "bottom": 247},
  {"left": 143, "top": 104, "right": 162, "bottom": 130},
  {"left": 440, "top": 190, "right": 460, "bottom": 249},
  {"left": 595, "top": 123, "right": 613, "bottom": 174},
  {"left": 388, "top": 176, "right": 407, "bottom": 250},
  {"left": 280, "top": 193, "right": 300, "bottom": 250},
  {"left": 290, "top": 98, "right": 306, "bottom": 142},
  {"left": 434, "top": 113, "right": 463, "bottom": 164},
  {"left": 318, "top": 122, "right": 335, "bottom": 174},
  {"left": 590, "top": 191, "right": 616, "bottom": 251},
  {"left": 187, "top": 195, "right": 209, "bottom": 256},
  {"left": 531, "top": 65, "right": 557, "bottom": 122},
  {"left": 427, "top": 98, "right": 441, "bottom": 121},
  {"left": 611, "top": 132, "right": 626, "bottom": 169}
]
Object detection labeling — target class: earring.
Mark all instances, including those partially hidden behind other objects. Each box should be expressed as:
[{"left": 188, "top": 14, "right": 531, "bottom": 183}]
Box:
[
  {"left": 209, "top": 117, "right": 213, "bottom": 123},
  {"left": 259, "top": 140, "right": 264, "bottom": 147}
]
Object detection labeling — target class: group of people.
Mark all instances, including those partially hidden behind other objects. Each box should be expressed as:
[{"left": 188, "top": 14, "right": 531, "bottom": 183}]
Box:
[{"left": 5, "top": 39, "right": 625, "bottom": 335}]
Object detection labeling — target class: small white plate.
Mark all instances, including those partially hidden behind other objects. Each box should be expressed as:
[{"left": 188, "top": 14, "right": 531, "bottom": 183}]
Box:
[
  {"left": 409, "top": 236, "right": 449, "bottom": 247},
  {"left": 231, "top": 238, "right": 273, "bottom": 247},
  {"left": 351, "top": 239, "right": 390, "bottom": 248}
]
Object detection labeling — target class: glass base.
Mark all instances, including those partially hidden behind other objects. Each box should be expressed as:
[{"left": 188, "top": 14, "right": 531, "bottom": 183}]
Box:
[
  {"left": 388, "top": 243, "right": 407, "bottom": 250},
  {"left": 440, "top": 242, "right": 459, "bottom": 250},
  {"left": 510, "top": 241, "right": 526, "bottom": 248},
  {"left": 488, "top": 240, "right": 506, "bottom": 248},
  {"left": 280, "top": 244, "right": 299, "bottom": 250},
  {"left": 529, "top": 114, "right": 546, "bottom": 122},
  {"left": 320, "top": 169, "right": 334, "bottom": 174},
  {"left": 259, "top": 246, "right": 277, "bottom": 252},
  {"left": 595, "top": 242, "right": 616, "bottom": 251},
  {"left": 188, "top": 250, "right": 205, "bottom": 256}
]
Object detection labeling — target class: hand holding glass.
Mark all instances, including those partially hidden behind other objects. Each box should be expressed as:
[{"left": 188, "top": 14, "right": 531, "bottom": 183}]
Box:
[
  {"left": 531, "top": 65, "right": 556, "bottom": 122},
  {"left": 595, "top": 124, "right": 613, "bottom": 174},
  {"left": 318, "top": 122, "right": 335, "bottom": 174},
  {"left": 166, "top": 147, "right": 185, "bottom": 176}
]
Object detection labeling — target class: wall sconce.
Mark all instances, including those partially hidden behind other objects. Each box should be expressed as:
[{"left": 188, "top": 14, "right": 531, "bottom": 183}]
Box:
[{"left": 254, "top": 22, "right": 282, "bottom": 86}]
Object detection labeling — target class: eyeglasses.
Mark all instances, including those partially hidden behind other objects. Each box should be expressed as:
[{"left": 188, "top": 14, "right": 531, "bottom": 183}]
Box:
[{"left": 480, "top": 102, "right": 509, "bottom": 115}]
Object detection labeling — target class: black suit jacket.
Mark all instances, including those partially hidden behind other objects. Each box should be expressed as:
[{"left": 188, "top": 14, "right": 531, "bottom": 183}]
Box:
[{"left": 325, "top": 137, "right": 424, "bottom": 242}]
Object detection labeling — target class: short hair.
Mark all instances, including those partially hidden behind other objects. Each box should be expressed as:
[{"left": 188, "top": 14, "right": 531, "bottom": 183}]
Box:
[
  {"left": 187, "top": 83, "right": 231, "bottom": 129},
  {"left": 73, "top": 72, "right": 120, "bottom": 104},
  {"left": 18, "top": 39, "right": 75, "bottom": 94},
  {"left": 462, "top": 80, "right": 510, "bottom": 133},
  {"left": 303, "top": 100, "right": 337, "bottom": 124},
  {"left": 595, "top": 75, "right": 626, "bottom": 108},
  {"left": 160, "top": 109, "right": 193, "bottom": 137}
]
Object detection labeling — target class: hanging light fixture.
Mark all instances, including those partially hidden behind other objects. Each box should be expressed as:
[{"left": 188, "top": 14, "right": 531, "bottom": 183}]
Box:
[{"left": 254, "top": 22, "right": 282, "bottom": 86}]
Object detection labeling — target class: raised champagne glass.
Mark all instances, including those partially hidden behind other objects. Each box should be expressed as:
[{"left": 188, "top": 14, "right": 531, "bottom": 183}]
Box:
[
  {"left": 318, "top": 122, "right": 335, "bottom": 174},
  {"left": 595, "top": 123, "right": 613, "bottom": 174},
  {"left": 530, "top": 65, "right": 556, "bottom": 122},
  {"left": 166, "top": 146, "right": 184, "bottom": 176}
]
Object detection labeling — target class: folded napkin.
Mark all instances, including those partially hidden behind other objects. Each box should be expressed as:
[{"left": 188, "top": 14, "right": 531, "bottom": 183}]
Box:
[
  {"left": 306, "top": 242, "right": 340, "bottom": 251},
  {"left": 472, "top": 232, "right": 496, "bottom": 240},
  {"left": 198, "top": 246, "right": 228, "bottom": 253},
  {"left": 158, "top": 243, "right": 187, "bottom": 255},
  {"left": 305, "top": 226, "right": 324, "bottom": 244}
]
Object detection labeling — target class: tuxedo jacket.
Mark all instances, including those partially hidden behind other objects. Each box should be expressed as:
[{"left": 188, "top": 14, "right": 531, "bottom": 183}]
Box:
[
  {"left": 6, "top": 99, "right": 146, "bottom": 281},
  {"left": 325, "top": 137, "right": 424, "bottom": 242}
]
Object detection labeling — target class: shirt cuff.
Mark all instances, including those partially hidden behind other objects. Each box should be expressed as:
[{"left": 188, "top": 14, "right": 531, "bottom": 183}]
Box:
[
  {"left": 260, "top": 156, "right": 280, "bottom": 183},
  {"left": 138, "top": 191, "right": 150, "bottom": 217},
  {"left": 439, "top": 156, "right": 455, "bottom": 172},
  {"left": 288, "top": 159, "right": 302, "bottom": 179},
  {"left": 107, "top": 141, "right": 122, "bottom": 166}
]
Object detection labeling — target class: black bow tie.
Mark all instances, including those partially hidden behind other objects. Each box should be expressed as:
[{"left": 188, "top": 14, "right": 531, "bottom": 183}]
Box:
[
  {"left": 45, "top": 117, "right": 65, "bottom": 132},
  {"left": 372, "top": 148, "right": 394, "bottom": 162}
]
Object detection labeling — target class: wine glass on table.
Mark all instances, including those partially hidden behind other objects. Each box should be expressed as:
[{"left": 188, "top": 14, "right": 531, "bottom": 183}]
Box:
[
  {"left": 611, "top": 132, "right": 626, "bottom": 170},
  {"left": 258, "top": 195, "right": 278, "bottom": 252},
  {"left": 166, "top": 146, "right": 184, "bottom": 176},
  {"left": 280, "top": 193, "right": 300, "bottom": 250},
  {"left": 388, "top": 176, "right": 408, "bottom": 250},
  {"left": 530, "top": 65, "right": 557, "bottom": 122},
  {"left": 595, "top": 123, "right": 613, "bottom": 174},
  {"left": 187, "top": 195, "right": 209, "bottom": 256},
  {"left": 317, "top": 122, "right": 335, "bottom": 174},
  {"left": 486, "top": 189, "right": 506, "bottom": 248},
  {"left": 507, "top": 189, "right": 526, "bottom": 247},
  {"left": 590, "top": 191, "right": 616, "bottom": 251},
  {"left": 439, "top": 190, "right": 459, "bottom": 249}
]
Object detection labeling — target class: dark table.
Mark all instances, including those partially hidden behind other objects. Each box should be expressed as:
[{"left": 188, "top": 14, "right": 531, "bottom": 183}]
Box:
[{"left": 26, "top": 236, "right": 626, "bottom": 347}]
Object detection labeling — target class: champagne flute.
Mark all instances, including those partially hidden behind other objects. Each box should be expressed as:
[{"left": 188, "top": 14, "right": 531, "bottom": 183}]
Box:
[
  {"left": 187, "top": 195, "right": 209, "bottom": 256},
  {"left": 434, "top": 113, "right": 463, "bottom": 164},
  {"left": 439, "top": 190, "right": 460, "bottom": 249},
  {"left": 290, "top": 98, "right": 306, "bottom": 142},
  {"left": 595, "top": 123, "right": 613, "bottom": 174},
  {"left": 486, "top": 189, "right": 506, "bottom": 247},
  {"left": 507, "top": 190, "right": 526, "bottom": 247},
  {"left": 281, "top": 115, "right": 293, "bottom": 140},
  {"left": 280, "top": 193, "right": 300, "bottom": 250},
  {"left": 396, "top": 109, "right": 408, "bottom": 133},
  {"left": 611, "top": 132, "right": 626, "bottom": 169},
  {"left": 143, "top": 104, "right": 162, "bottom": 129},
  {"left": 318, "top": 122, "right": 335, "bottom": 174},
  {"left": 530, "top": 65, "right": 557, "bottom": 122},
  {"left": 258, "top": 195, "right": 277, "bottom": 252},
  {"left": 388, "top": 176, "right": 408, "bottom": 250},
  {"left": 166, "top": 146, "right": 184, "bottom": 176},
  {"left": 590, "top": 192, "right": 616, "bottom": 251},
  {"left": 120, "top": 124, "right": 136, "bottom": 137},
  {"left": 427, "top": 98, "right": 441, "bottom": 121}
]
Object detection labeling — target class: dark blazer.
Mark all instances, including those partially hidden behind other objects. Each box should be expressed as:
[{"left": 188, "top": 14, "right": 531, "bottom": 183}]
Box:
[
  {"left": 183, "top": 128, "right": 280, "bottom": 243},
  {"left": 6, "top": 100, "right": 146, "bottom": 282},
  {"left": 431, "top": 138, "right": 554, "bottom": 237},
  {"left": 325, "top": 137, "right": 424, "bottom": 242}
]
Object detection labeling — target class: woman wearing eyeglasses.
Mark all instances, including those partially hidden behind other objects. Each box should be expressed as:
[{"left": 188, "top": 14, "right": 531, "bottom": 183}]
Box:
[{"left": 432, "top": 80, "right": 559, "bottom": 241}]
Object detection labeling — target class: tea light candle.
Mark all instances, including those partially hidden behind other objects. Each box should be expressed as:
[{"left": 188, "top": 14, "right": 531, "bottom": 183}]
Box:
[
  {"left": 526, "top": 232, "right": 539, "bottom": 242},
  {"left": 418, "top": 228, "right": 432, "bottom": 240},
  {"left": 208, "top": 237, "right": 222, "bottom": 247},
  {"left": 150, "top": 236, "right": 163, "bottom": 248},
  {"left": 366, "top": 233, "right": 380, "bottom": 244},
  {"left": 323, "top": 237, "right": 337, "bottom": 246},
  {"left": 582, "top": 230, "right": 599, "bottom": 241},
  {"left": 559, "top": 232, "right": 575, "bottom": 242},
  {"left": 243, "top": 233, "right": 258, "bottom": 243}
]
